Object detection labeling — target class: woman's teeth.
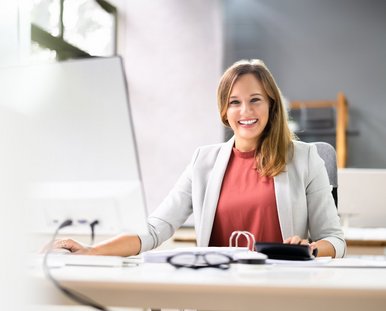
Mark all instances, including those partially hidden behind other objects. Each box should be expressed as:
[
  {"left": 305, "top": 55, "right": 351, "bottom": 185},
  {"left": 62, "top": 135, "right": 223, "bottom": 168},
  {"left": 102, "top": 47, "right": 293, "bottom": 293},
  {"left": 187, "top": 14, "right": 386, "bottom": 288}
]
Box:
[{"left": 239, "top": 119, "right": 257, "bottom": 125}]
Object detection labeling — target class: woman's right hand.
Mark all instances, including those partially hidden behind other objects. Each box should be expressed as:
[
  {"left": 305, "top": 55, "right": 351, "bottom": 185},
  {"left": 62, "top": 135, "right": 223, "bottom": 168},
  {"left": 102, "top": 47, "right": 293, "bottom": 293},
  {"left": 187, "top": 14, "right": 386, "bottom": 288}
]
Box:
[
  {"left": 44, "top": 239, "right": 94, "bottom": 255},
  {"left": 43, "top": 234, "right": 142, "bottom": 257}
]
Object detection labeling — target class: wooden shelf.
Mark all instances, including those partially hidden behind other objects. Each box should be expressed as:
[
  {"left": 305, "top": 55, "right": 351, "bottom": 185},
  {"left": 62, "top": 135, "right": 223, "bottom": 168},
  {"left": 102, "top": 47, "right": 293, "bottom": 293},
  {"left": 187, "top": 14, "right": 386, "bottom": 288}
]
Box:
[{"left": 290, "top": 92, "right": 348, "bottom": 168}]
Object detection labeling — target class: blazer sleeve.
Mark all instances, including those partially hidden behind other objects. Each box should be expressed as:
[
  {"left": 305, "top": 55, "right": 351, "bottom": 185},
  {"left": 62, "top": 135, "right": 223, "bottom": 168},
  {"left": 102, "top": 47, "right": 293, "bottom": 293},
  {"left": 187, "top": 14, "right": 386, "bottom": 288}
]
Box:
[
  {"left": 137, "top": 149, "right": 199, "bottom": 252},
  {"left": 306, "top": 144, "right": 346, "bottom": 258}
]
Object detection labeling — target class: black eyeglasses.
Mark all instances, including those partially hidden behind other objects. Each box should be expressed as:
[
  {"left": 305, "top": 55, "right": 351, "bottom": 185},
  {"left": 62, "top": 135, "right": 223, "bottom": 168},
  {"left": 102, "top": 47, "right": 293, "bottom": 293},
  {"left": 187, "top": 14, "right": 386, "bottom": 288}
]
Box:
[{"left": 166, "top": 252, "right": 234, "bottom": 270}]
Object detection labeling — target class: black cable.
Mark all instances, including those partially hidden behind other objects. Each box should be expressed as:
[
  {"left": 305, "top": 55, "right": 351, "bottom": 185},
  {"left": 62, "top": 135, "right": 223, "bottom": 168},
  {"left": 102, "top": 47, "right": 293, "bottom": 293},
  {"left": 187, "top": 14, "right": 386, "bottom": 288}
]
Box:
[
  {"left": 42, "top": 219, "right": 110, "bottom": 311},
  {"left": 89, "top": 220, "right": 99, "bottom": 245}
]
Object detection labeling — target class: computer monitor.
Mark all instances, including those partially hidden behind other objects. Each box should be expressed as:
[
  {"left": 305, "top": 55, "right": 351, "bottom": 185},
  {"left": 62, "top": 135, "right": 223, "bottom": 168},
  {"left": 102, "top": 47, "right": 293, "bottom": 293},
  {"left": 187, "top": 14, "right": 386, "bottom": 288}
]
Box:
[
  {"left": 0, "top": 57, "right": 149, "bottom": 235},
  {"left": 338, "top": 168, "right": 386, "bottom": 228}
]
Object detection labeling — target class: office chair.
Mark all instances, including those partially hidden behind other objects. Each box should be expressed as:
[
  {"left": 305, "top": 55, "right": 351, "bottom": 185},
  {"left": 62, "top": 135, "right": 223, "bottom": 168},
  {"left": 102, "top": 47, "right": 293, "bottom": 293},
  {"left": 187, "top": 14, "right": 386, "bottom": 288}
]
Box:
[{"left": 313, "top": 142, "right": 338, "bottom": 208}]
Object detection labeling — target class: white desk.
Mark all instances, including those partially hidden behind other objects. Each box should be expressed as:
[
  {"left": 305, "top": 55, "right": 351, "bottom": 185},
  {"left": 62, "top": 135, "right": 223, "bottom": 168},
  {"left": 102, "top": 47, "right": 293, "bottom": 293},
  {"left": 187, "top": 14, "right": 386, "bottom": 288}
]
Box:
[
  {"left": 173, "top": 227, "right": 386, "bottom": 256},
  {"left": 30, "top": 259, "right": 386, "bottom": 311},
  {"left": 344, "top": 227, "right": 386, "bottom": 255}
]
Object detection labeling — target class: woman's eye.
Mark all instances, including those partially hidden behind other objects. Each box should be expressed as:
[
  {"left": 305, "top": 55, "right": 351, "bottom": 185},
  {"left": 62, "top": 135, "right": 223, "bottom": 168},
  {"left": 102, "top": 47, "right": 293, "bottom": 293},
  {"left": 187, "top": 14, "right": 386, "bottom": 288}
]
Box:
[
  {"left": 229, "top": 100, "right": 240, "bottom": 105},
  {"left": 251, "top": 98, "right": 261, "bottom": 103}
]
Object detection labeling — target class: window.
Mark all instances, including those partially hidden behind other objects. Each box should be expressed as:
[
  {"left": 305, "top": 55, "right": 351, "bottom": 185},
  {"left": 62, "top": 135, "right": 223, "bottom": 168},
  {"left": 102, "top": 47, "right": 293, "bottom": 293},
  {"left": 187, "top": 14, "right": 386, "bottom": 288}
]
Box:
[{"left": 30, "top": 0, "right": 117, "bottom": 61}]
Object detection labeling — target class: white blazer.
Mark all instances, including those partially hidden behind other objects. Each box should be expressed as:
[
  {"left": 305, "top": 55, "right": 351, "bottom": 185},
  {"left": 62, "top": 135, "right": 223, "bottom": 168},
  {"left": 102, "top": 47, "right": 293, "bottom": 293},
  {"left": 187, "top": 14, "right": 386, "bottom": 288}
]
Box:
[{"left": 139, "top": 137, "right": 346, "bottom": 258}]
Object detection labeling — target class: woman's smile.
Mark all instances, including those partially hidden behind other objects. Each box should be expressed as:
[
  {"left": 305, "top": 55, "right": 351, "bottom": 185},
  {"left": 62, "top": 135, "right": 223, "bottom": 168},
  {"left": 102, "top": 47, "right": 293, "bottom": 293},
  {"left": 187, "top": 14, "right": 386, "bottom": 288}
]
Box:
[{"left": 238, "top": 118, "right": 258, "bottom": 126}]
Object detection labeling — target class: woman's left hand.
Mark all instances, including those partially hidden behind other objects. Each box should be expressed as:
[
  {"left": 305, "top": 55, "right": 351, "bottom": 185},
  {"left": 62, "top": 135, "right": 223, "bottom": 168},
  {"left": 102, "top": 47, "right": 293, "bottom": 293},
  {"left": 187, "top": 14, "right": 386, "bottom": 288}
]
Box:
[{"left": 283, "top": 235, "right": 318, "bottom": 256}]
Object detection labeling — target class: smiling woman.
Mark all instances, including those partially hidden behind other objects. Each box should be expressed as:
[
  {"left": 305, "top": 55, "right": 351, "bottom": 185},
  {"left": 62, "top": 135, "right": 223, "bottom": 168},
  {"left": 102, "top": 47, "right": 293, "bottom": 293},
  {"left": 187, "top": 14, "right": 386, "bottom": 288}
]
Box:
[
  {"left": 217, "top": 59, "right": 293, "bottom": 178},
  {"left": 52, "top": 59, "right": 346, "bottom": 260}
]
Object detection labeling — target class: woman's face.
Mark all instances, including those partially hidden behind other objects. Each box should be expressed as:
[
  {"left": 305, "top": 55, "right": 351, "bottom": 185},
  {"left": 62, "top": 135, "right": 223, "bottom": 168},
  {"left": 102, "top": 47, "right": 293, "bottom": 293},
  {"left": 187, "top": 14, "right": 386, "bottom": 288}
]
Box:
[{"left": 226, "top": 73, "right": 270, "bottom": 152}]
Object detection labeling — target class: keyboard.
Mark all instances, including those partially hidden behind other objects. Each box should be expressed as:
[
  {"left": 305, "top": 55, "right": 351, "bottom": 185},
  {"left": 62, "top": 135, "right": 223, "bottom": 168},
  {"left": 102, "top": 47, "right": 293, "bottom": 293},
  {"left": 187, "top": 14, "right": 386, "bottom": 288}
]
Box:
[{"left": 31, "top": 254, "right": 142, "bottom": 268}]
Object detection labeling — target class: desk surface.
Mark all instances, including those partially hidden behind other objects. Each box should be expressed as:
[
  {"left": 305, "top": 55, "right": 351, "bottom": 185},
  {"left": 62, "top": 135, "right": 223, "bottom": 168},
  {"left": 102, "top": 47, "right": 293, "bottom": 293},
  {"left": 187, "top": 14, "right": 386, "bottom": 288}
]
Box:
[
  {"left": 344, "top": 227, "right": 386, "bottom": 240},
  {"left": 30, "top": 258, "right": 386, "bottom": 311},
  {"left": 175, "top": 226, "right": 386, "bottom": 243}
]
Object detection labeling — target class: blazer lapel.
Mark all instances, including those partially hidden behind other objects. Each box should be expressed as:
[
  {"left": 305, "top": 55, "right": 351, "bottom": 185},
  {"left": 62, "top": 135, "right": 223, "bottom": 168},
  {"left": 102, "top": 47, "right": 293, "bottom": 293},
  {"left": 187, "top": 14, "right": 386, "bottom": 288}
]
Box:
[
  {"left": 274, "top": 169, "right": 294, "bottom": 239},
  {"left": 198, "top": 137, "right": 234, "bottom": 246}
]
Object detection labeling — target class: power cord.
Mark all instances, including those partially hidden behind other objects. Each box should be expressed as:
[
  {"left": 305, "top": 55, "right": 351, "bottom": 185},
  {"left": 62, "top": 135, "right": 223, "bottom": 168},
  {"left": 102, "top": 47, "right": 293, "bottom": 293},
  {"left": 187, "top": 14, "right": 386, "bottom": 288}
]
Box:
[
  {"left": 89, "top": 219, "right": 99, "bottom": 245},
  {"left": 43, "top": 219, "right": 110, "bottom": 311}
]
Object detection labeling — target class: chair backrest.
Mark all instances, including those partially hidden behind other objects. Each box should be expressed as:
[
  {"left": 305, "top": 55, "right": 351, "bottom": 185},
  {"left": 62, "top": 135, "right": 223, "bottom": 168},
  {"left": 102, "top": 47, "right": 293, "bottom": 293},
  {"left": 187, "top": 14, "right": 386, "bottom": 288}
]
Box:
[{"left": 313, "top": 142, "right": 338, "bottom": 208}]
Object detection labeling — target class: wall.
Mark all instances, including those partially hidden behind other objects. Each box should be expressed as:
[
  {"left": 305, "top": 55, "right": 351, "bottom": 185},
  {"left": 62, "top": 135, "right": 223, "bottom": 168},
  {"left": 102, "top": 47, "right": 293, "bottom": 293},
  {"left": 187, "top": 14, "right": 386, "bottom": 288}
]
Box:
[
  {"left": 0, "top": 3, "right": 29, "bottom": 309},
  {"left": 111, "top": 0, "right": 224, "bottom": 215},
  {"left": 0, "top": 2, "right": 19, "bottom": 66},
  {"left": 224, "top": 0, "right": 386, "bottom": 168}
]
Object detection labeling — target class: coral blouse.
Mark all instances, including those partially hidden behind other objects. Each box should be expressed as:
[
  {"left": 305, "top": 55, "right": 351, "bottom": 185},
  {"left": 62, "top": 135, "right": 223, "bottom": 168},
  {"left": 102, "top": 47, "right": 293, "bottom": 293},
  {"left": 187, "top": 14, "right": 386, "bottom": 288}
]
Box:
[{"left": 209, "top": 148, "right": 283, "bottom": 247}]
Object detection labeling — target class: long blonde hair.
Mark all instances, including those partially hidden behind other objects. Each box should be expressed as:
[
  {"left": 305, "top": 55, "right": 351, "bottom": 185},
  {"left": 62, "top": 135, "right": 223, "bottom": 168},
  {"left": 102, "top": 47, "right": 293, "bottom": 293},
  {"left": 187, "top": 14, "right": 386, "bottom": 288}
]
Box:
[{"left": 217, "top": 59, "right": 295, "bottom": 177}]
